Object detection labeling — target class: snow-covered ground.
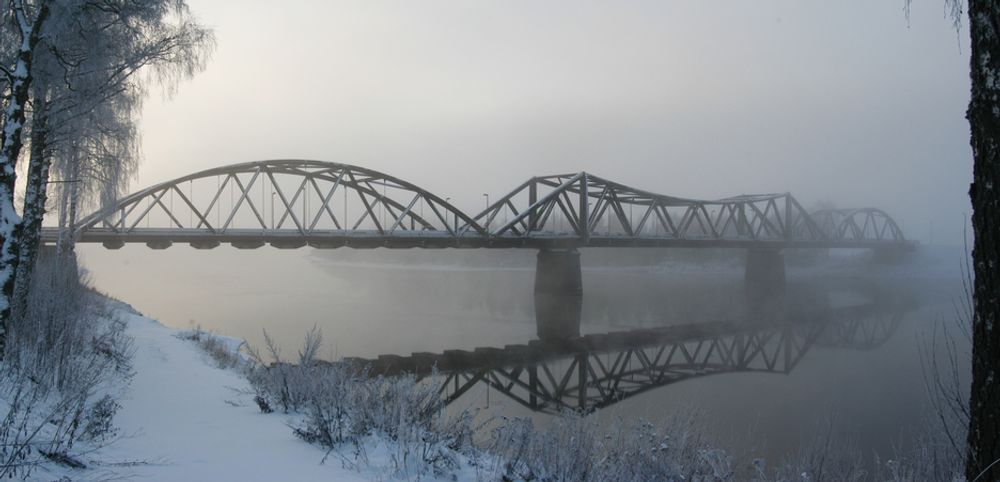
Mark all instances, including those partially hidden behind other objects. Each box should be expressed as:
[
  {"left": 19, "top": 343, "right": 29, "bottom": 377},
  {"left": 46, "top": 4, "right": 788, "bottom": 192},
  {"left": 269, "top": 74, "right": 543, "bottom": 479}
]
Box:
[
  {"left": 28, "top": 245, "right": 966, "bottom": 481},
  {"left": 39, "top": 304, "right": 372, "bottom": 481}
]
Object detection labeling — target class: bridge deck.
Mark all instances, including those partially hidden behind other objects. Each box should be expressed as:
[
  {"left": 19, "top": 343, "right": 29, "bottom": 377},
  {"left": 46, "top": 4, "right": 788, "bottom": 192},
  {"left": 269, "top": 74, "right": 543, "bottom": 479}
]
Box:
[{"left": 41, "top": 227, "right": 917, "bottom": 250}]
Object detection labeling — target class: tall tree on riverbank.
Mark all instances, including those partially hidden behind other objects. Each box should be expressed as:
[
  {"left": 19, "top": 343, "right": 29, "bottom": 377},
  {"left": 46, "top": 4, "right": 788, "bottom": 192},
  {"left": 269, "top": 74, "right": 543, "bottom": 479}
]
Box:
[
  {"left": 965, "top": 1, "right": 1000, "bottom": 478},
  {"left": 0, "top": 0, "right": 49, "bottom": 351},
  {"left": 908, "top": 0, "right": 1000, "bottom": 476},
  {"left": 0, "top": 0, "right": 212, "bottom": 347}
]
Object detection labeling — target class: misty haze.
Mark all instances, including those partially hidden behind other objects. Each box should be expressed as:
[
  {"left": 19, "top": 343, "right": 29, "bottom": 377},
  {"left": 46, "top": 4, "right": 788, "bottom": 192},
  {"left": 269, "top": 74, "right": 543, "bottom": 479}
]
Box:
[{"left": 0, "top": 1, "right": 990, "bottom": 481}]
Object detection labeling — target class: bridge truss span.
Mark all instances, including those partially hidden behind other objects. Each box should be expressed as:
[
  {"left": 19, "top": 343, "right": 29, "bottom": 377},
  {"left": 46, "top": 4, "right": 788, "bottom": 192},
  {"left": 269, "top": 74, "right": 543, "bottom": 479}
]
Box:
[
  {"left": 68, "top": 160, "right": 484, "bottom": 249},
  {"left": 808, "top": 208, "right": 905, "bottom": 244},
  {"left": 46, "top": 160, "right": 914, "bottom": 250},
  {"left": 465, "top": 172, "right": 837, "bottom": 247}
]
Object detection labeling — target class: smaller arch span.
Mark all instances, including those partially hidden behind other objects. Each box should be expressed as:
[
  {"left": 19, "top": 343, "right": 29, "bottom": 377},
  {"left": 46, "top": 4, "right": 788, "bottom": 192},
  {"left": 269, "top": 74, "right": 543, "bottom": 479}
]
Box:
[{"left": 809, "top": 208, "right": 906, "bottom": 243}]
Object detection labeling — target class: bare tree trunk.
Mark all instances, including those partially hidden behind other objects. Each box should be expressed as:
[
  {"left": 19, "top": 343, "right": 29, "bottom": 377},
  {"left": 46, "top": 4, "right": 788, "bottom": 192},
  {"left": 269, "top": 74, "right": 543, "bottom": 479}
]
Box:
[
  {"left": 56, "top": 148, "right": 81, "bottom": 259},
  {"left": 65, "top": 156, "right": 79, "bottom": 256},
  {"left": 11, "top": 97, "right": 50, "bottom": 320},
  {"left": 966, "top": 2, "right": 1000, "bottom": 480},
  {"left": 0, "top": 1, "right": 49, "bottom": 352},
  {"left": 55, "top": 174, "right": 68, "bottom": 257}
]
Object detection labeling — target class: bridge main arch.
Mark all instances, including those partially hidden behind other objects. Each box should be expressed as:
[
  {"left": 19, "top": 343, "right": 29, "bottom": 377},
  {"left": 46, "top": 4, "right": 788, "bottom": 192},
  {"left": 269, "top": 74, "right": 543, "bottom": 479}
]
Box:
[{"left": 71, "top": 159, "right": 486, "bottom": 249}]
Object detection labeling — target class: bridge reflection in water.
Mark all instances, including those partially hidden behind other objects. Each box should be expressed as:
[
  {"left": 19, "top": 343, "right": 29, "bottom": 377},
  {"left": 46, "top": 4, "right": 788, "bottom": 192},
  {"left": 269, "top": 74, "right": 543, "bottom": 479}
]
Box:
[{"left": 354, "top": 288, "right": 912, "bottom": 414}]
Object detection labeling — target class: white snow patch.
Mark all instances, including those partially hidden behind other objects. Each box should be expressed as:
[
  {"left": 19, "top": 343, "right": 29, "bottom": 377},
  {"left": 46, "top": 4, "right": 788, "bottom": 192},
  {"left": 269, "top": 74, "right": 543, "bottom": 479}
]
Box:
[{"left": 54, "top": 306, "right": 373, "bottom": 481}]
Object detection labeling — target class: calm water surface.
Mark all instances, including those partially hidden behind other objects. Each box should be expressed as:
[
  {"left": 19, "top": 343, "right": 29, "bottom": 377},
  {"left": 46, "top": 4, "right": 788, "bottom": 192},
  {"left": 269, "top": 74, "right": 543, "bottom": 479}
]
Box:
[{"left": 78, "top": 244, "right": 967, "bottom": 462}]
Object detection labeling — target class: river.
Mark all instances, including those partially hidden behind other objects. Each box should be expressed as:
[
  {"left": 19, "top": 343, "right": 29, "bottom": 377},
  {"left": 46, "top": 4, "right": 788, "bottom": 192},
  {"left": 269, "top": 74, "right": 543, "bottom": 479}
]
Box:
[{"left": 77, "top": 243, "right": 967, "bottom": 464}]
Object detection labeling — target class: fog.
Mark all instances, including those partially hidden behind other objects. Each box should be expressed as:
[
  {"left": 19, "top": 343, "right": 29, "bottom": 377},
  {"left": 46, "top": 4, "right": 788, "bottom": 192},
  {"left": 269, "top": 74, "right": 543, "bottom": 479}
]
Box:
[
  {"left": 73, "top": 0, "right": 975, "bottom": 472},
  {"left": 138, "top": 0, "right": 970, "bottom": 245}
]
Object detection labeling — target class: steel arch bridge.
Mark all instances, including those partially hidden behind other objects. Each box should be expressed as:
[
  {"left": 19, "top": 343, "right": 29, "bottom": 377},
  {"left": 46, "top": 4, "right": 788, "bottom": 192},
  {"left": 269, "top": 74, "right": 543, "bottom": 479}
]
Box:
[{"left": 39, "top": 159, "right": 915, "bottom": 250}]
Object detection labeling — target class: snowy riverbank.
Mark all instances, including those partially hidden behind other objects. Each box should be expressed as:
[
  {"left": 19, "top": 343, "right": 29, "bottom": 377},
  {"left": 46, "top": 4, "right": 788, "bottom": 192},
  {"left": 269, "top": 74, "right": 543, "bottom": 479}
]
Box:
[
  {"left": 33, "top": 299, "right": 734, "bottom": 482},
  {"left": 28, "top": 280, "right": 964, "bottom": 481},
  {"left": 35, "top": 301, "right": 393, "bottom": 481}
]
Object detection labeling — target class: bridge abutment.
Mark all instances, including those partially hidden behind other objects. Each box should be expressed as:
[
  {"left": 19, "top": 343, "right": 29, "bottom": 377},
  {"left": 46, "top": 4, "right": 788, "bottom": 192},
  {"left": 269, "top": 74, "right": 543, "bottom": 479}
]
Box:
[
  {"left": 534, "top": 249, "right": 583, "bottom": 341},
  {"left": 745, "top": 248, "right": 785, "bottom": 298}
]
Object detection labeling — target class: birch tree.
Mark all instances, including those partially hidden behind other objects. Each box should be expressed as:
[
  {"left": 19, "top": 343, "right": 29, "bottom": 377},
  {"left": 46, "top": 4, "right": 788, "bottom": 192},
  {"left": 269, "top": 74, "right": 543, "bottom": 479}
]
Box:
[
  {"left": 0, "top": 0, "right": 212, "bottom": 341},
  {"left": 902, "top": 0, "right": 1000, "bottom": 476},
  {"left": 963, "top": 2, "right": 1000, "bottom": 478},
  {"left": 0, "top": 1, "right": 49, "bottom": 348}
]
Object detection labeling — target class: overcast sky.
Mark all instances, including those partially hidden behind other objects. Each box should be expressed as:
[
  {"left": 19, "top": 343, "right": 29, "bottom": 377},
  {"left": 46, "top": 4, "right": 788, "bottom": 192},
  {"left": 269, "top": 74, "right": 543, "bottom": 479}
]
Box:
[{"left": 135, "top": 0, "right": 971, "bottom": 245}]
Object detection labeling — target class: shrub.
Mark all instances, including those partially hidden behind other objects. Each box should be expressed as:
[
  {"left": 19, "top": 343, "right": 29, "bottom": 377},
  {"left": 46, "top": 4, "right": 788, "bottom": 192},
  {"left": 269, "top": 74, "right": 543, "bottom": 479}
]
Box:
[
  {"left": 246, "top": 329, "right": 479, "bottom": 478},
  {"left": 487, "top": 413, "right": 732, "bottom": 482},
  {"left": 177, "top": 326, "right": 246, "bottom": 370},
  {"left": 0, "top": 254, "right": 133, "bottom": 478}
]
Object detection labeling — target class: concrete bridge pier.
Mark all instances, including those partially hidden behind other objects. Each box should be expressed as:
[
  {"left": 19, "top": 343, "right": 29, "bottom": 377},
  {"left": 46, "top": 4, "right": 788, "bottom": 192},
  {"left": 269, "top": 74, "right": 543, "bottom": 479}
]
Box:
[
  {"left": 745, "top": 248, "right": 786, "bottom": 298},
  {"left": 872, "top": 246, "right": 907, "bottom": 264},
  {"left": 534, "top": 249, "right": 583, "bottom": 341}
]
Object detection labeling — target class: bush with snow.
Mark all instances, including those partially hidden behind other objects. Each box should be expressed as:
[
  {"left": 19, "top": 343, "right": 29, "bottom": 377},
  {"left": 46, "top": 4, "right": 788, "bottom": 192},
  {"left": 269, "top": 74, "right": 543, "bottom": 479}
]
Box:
[
  {"left": 246, "top": 329, "right": 480, "bottom": 479},
  {"left": 486, "top": 413, "right": 732, "bottom": 482},
  {"left": 239, "top": 325, "right": 968, "bottom": 482},
  {"left": 0, "top": 255, "right": 133, "bottom": 478},
  {"left": 176, "top": 326, "right": 246, "bottom": 370}
]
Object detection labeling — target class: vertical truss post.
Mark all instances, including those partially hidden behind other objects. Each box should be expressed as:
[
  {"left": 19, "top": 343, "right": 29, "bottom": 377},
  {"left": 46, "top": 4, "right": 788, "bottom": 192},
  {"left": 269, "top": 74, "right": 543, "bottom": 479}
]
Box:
[
  {"left": 577, "top": 353, "right": 587, "bottom": 410},
  {"left": 737, "top": 203, "right": 747, "bottom": 236},
  {"left": 528, "top": 178, "right": 538, "bottom": 232},
  {"left": 579, "top": 173, "right": 589, "bottom": 242},
  {"left": 784, "top": 193, "right": 793, "bottom": 240}
]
